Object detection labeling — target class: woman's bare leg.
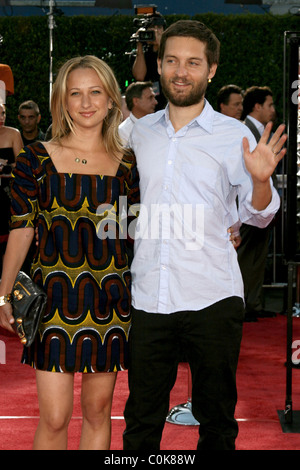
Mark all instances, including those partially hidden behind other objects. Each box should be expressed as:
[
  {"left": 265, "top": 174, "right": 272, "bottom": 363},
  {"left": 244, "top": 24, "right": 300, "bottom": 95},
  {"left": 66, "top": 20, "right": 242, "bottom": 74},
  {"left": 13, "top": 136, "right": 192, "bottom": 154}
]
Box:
[
  {"left": 79, "top": 372, "right": 117, "bottom": 450},
  {"left": 33, "top": 370, "right": 74, "bottom": 450}
]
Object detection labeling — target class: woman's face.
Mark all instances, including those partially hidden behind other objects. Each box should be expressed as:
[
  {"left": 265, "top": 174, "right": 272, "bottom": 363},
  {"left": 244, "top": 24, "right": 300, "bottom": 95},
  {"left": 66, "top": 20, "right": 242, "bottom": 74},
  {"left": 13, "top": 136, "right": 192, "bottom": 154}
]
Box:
[
  {"left": 65, "top": 67, "right": 113, "bottom": 133},
  {"left": 0, "top": 104, "right": 6, "bottom": 128}
]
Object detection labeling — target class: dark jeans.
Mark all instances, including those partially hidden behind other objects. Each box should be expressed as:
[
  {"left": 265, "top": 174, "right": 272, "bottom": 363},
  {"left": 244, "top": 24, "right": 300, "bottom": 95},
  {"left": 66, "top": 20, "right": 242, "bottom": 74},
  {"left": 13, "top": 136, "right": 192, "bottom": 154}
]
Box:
[{"left": 123, "top": 297, "right": 244, "bottom": 450}]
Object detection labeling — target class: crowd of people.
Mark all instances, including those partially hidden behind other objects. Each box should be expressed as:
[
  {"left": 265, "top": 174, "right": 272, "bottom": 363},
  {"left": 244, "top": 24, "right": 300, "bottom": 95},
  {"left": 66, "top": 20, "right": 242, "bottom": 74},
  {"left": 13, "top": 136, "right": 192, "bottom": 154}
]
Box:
[{"left": 0, "top": 16, "right": 287, "bottom": 451}]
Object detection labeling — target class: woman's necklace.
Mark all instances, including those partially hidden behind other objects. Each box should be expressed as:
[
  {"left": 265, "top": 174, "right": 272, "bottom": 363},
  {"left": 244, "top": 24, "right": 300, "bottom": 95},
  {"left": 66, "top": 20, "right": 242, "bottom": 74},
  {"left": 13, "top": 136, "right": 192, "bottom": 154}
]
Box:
[{"left": 74, "top": 156, "right": 87, "bottom": 165}]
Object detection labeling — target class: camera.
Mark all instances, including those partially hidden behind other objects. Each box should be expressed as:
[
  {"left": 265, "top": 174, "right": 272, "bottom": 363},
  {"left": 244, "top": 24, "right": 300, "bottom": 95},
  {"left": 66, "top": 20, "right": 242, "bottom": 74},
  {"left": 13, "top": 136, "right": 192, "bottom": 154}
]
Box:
[
  {"left": 133, "top": 21, "right": 156, "bottom": 43},
  {"left": 130, "top": 4, "right": 166, "bottom": 43}
]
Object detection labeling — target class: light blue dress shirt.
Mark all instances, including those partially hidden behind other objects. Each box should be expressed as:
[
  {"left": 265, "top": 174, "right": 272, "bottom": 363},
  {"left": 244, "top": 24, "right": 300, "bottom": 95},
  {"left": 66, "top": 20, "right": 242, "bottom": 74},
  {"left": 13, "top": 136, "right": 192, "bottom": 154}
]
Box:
[{"left": 129, "top": 100, "right": 280, "bottom": 314}]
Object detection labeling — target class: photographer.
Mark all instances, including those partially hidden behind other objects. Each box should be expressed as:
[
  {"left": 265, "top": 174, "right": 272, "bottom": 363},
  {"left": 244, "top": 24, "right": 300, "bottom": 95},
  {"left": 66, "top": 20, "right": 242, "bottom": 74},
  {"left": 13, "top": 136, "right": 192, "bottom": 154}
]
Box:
[{"left": 131, "top": 12, "right": 166, "bottom": 110}]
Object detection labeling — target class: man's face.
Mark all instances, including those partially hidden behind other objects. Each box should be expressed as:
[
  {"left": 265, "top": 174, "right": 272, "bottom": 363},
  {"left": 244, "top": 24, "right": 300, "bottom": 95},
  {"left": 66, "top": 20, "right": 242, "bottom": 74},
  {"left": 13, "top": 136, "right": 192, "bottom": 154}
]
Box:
[
  {"left": 220, "top": 93, "right": 243, "bottom": 120},
  {"left": 257, "top": 95, "right": 276, "bottom": 125},
  {"left": 157, "top": 36, "right": 217, "bottom": 108},
  {"left": 18, "top": 108, "right": 40, "bottom": 133},
  {"left": 135, "top": 87, "right": 158, "bottom": 116}
]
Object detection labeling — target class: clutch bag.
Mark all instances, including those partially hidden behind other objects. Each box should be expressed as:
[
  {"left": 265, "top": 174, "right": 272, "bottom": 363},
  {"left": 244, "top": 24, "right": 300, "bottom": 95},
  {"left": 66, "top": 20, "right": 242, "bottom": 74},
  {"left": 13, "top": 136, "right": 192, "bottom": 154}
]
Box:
[{"left": 12, "top": 271, "right": 47, "bottom": 347}]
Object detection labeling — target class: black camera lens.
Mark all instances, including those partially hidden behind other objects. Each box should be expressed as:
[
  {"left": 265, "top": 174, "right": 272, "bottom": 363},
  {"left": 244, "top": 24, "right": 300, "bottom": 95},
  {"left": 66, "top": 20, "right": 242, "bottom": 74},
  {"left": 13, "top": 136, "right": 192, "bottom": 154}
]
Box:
[{"left": 138, "top": 30, "right": 155, "bottom": 42}]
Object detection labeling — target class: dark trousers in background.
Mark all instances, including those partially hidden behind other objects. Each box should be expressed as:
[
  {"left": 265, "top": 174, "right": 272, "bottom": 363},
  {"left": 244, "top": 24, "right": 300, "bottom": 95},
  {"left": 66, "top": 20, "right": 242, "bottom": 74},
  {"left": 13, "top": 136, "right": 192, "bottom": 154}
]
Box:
[
  {"left": 237, "top": 223, "right": 270, "bottom": 314},
  {"left": 123, "top": 296, "right": 245, "bottom": 450}
]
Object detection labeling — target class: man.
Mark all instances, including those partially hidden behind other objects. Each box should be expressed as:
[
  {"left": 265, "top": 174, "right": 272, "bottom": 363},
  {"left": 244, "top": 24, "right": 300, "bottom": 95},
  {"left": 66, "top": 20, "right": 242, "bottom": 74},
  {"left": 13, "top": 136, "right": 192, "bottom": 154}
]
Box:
[
  {"left": 123, "top": 20, "right": 286, "bottom": 451},
  {"left": 119, "top": 81, "right": 157, "bottom": 145},
  {"left": 237, "top": 86, "right": 277, "bottom": 321},
  {"left": 217, "top": 84, "right": 244, "bottom": 120},
  {"left": 217, "top": 84, "right": 245, "bottom": 248},
  {"left": 242, "top": 85, "right": 276, "bottom": 137},
  {"left": 132, "top": 12, "right": 167, "bottom": 110},
  {"left": 18, "top": 100, "right": 45, "bottom": 145}
]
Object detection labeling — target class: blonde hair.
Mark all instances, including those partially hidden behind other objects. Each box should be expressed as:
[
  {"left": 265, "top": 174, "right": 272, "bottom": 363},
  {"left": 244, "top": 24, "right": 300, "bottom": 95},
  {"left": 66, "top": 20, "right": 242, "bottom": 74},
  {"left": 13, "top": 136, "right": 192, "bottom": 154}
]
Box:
[{"left": 51, "top": 55, "right": 125, "bottom": 158}]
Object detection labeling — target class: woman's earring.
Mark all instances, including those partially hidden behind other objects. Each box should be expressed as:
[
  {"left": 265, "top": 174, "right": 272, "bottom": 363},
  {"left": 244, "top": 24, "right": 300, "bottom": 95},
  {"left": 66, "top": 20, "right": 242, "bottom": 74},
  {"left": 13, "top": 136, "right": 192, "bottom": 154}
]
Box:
[{"left": 208, "top": 78, "right": 212, "bottom": 83}]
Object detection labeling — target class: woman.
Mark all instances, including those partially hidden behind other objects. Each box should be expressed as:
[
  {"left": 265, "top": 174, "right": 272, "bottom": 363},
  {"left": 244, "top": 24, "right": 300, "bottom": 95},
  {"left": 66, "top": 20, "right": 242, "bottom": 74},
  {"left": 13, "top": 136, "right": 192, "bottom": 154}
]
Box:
[
  {"left": 0, "top": 56, "right": 139, "bottom": 450},
  {"left": 0, "top": 103, "right": 23, "bottom": 272}
]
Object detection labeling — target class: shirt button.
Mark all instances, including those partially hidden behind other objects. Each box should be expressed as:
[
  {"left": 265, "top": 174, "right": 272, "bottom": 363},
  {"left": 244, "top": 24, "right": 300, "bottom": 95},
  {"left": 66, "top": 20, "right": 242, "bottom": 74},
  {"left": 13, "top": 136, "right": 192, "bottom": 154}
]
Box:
[{"left": 168, "top": 160, "right": 172, "bottom": 165}]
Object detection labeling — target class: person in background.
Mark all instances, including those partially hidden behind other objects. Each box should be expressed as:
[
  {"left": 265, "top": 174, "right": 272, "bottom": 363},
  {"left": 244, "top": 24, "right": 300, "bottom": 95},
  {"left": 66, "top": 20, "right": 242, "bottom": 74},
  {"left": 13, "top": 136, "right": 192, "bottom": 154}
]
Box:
[
  {"left": 132, "top": 12, "right": 167, "bottom": 110},
  {"left": 242, "top": 86, "right": 276, "bottom": 139},
  {"left": 217, "top": 84, "right": 245, "bottom": 247},
  {"left": 237, "top": 86, "right": 277, "bottom": 322},
  {"left": 119, "top": 81, "right": 157, "bottom": 145},
  {"left": 217, "top": 84, "right": 244, "bottom": 120},
  {"left": 121, "top": 94, "right": 130, "bottom": 121},
  {"left": 0, "top": 63, "right": 14, "bottom": 101},
  {"left": 0, "top": 55, "right": 139, "bottom": 450},
  {"left": 0, "top": 103, "right": 23, "bottom": 276},
  {"left": 122, "top": 20, "right": 286, "bottom": 451},
  {"left": 18, "top": 100, "right": 45, "bottom": 145}
]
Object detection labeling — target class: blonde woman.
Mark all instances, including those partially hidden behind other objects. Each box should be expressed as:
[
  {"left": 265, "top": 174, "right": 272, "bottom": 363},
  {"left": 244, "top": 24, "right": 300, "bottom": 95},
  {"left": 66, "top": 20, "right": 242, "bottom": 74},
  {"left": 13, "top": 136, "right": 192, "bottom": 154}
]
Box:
[{"left": 0, "top": 56, "right": 139, "bottom": 450}]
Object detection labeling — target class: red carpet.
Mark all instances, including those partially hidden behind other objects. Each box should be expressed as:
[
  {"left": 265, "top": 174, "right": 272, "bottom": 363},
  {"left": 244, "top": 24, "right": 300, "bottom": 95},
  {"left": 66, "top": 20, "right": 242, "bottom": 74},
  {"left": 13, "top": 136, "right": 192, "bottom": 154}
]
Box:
[{"left": 1, "top": 314, "right": 300, "bottom": 450}]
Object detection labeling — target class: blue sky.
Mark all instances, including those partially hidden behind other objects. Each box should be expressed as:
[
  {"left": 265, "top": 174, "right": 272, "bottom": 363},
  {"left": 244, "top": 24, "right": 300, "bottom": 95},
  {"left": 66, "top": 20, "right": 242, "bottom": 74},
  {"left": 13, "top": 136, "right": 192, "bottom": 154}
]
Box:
[{"left": 0, "top": 0, "right": 267, "bottom": 17}]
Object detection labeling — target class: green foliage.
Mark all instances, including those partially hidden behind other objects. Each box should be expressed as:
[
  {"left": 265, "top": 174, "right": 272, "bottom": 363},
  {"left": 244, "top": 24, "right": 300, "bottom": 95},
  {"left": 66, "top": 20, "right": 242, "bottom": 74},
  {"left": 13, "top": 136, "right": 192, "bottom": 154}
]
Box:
[
  {"left": 0, "top": 12, "right": 299, "bottom": 130},
  {"left": 195, "top": 13, "right": 300, "bottom": 119}
]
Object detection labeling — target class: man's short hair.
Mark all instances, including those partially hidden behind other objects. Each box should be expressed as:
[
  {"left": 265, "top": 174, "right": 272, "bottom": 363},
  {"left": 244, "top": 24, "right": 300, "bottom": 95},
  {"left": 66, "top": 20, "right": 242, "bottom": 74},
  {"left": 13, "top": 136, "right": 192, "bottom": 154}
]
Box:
[
  {"left": 216, "top": 84, "right": 243, "bottom": 112},
  {"left": 18, "top": 100, "right": 40, "bottom": 115},
  {"left": 125, "top": 81, "right": 153, "bottom": 111},
  {"left": 242, "top": 86, "right": 272, "bottom": 117},
  {"left": 158, "top": 20, "right": 220, "bottom": 68}
]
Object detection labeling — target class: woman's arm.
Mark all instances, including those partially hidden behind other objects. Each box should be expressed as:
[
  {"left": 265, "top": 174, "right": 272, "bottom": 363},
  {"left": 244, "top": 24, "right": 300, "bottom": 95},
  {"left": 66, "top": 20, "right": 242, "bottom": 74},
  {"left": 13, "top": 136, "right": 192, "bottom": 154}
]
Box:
[
  {"left": 12, "top": 129, "right": 24, "bottom": 161},
  {"left": 0, "top": 227, "right": 34, "bottom": 331}
]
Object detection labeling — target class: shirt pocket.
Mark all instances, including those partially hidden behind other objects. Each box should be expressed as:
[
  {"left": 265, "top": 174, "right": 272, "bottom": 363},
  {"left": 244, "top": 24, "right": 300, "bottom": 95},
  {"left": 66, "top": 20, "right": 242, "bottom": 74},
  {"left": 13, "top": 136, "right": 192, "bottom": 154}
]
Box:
[{"left": 179, "top": 163, "right": 218, "bottom": 207}]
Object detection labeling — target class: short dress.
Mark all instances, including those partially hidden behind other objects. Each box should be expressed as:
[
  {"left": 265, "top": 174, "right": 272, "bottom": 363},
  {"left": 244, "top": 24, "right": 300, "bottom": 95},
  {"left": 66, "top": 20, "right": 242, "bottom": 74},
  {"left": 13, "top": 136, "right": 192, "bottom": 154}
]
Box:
[{"left": 10, "top": 141, "right": 139, "bottom": 373}]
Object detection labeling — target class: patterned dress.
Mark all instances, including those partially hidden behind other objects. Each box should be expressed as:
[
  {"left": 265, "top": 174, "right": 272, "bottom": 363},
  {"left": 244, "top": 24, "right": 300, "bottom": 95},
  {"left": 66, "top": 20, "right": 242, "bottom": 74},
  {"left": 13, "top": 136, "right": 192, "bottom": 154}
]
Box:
[{"left": 10, "top": 142, "right": 139, "bottom": 373}]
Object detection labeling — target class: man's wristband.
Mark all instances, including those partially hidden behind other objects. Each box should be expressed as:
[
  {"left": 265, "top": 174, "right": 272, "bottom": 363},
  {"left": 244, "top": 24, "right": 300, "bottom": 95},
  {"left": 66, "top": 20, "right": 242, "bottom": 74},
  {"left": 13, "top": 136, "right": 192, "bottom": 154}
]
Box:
[{"left": 0, "top": 294, "right": 12, "bottom": 306}]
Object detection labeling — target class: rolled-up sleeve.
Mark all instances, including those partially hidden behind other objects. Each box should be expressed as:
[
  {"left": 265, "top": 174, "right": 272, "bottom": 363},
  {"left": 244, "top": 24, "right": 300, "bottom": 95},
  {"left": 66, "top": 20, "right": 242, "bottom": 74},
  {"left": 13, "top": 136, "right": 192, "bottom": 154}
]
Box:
[{"left": 238, "top": 177, "right": 280, "bottom": 228}]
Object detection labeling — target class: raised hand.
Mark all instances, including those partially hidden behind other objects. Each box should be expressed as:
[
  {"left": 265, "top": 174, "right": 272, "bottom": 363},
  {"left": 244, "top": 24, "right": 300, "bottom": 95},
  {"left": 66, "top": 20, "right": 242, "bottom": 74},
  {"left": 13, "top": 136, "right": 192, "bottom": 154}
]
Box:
[{"left": 242, "top": 122, "right": 287, "bottom": 184}]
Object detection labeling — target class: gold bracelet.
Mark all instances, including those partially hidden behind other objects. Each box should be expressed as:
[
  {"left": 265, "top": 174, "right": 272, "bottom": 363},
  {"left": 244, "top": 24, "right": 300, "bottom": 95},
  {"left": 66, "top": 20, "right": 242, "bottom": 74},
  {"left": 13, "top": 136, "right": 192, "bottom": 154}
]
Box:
[{"left": 0, "top": 294, "right": 12, "bottom": 306}]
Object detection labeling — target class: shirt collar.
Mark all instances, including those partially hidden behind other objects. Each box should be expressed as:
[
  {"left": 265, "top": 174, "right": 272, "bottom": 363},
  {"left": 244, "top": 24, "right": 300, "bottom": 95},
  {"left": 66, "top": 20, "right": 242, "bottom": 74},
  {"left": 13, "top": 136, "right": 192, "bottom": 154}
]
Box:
[
  {"left": 246, "top": 115, "right": 265, "bottom": 136},
  {"left": 159, "top": 99, "right": 215, "bottom": 134},
  {"left": 130, "top": 112, "right": 139, "bottom": 124},
  {"left": 194, "top": 99, "right": 214, "bottom": 134}
]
